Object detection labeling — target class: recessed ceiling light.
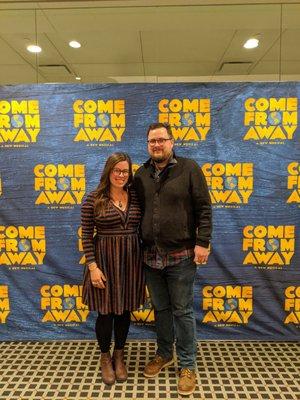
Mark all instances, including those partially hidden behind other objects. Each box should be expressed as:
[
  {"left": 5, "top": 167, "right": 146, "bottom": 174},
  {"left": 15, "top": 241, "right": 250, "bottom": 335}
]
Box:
[
  {"left": 75, "top": 76, "right": 81, "bottom": 81},
  {"left": 243, "top": 38, "right": 259, "bottom": 49},
  {"left": 69, "top": 41, "right": 81, "bottom": 48},
  {"left": 27, "top": 44, "right": 42, "bottom": 53}
]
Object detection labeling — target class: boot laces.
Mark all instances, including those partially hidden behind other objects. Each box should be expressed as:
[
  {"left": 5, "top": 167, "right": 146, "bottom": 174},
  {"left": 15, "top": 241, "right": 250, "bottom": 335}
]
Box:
[{"left": 180, "top": 368, "right": 193, "bottom": 378}]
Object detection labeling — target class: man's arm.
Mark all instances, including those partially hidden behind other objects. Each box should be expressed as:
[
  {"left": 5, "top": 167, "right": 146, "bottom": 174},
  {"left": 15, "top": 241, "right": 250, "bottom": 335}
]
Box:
[{"left": 189, "top": 160, "right": 212, "bottom": 263}]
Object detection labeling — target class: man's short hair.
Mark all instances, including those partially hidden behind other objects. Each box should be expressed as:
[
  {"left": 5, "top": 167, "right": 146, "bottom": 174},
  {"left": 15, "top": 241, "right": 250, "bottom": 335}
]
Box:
[{"left": 147, "top": 122, "right": 173, "bottom": 138}]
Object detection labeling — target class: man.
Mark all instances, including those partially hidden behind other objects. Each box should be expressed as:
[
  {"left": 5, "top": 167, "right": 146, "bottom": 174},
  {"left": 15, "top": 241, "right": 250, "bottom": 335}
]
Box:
[{"left": 134, "top": 122, "right": 212, "bottom": 396}]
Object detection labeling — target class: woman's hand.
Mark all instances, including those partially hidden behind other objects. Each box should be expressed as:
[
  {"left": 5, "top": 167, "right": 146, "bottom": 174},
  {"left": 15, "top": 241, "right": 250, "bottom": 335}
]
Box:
[{"left": 89, "top": 264, "right": 107, "bottom": 289}]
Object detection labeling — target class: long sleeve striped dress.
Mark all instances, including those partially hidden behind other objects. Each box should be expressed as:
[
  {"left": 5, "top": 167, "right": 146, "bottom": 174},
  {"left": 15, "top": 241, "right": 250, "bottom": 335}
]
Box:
[{"left": 81, "top": 188, "right": 145, "bottom": 314}]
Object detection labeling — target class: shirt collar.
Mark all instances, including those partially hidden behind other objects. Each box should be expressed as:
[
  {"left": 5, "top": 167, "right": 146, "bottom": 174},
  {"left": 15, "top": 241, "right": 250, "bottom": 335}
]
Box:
[{"left": 148, "top": 152, "right": 177, "bottom": 169}]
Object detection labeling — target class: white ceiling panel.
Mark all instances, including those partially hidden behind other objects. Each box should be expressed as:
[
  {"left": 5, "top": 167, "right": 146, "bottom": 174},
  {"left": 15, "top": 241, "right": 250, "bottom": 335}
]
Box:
[
  {"left": 0, "top": 9, "right": 55, "bottom": 35},
  {"left": 42, "top": 4, "right": 281, "bottom": 33},
  {"left": 282, "top": 4, "right": 300, "bottom": 30},
  {"left": 0, "top": 1, "right": 298, "bottom": 8},
  {"left": 219, "top": 29, "right": 280, "bottom": 63},
  {"left": 0, "top": 64, "right": 45, "bottom": 84},
  {"left": 281, "top": 61, "right": 300, "bottom": 75},
  {"left": 0, "top": 1, "right": 299, "bottom": 84},
  {"left": 141, "top": 30, "right": 235, "bottom": 63},
  {"left": 42, "top": 8, "right": 147, "bottom": 33},
  {"left": 73, "top": 62, "right": 144, "bottom": 77},
  {"left": 246, "top": 60, "right": 280, "bottom": 75},
  {"left": 257, "top": 39, "right": 280, "bottom": 62},
  {"left": 45, "top": 31, "right": 142, "bottom": 64},
  {"left": 1, "top": 33, "right": 68, "bottom": 65},
  {"left": 217, "top": 61, "right": 252, "bottom": 75},
  {"left": 144, "top": 62, "right": 217, "bottom": 76},
  {"left": 113, "top": 75, "right": 158, "bottom": 83},
  {"left": 281, "top": 30, "right": 300, "bottom": 61},
  {"left": 0, "top": 10, "right": 37, "bottom": 34},
  {"left": 249, "top": 29, "right": 300, "bottom": 68},
  {"left": 155, "top": 74, "right": 280, "bottom": 82},
  {"left": 251, "top": 60, "right": 300, "bottom": 76},
  {"left": 0, "top": 36, "right": 28, "bottom": 64}
]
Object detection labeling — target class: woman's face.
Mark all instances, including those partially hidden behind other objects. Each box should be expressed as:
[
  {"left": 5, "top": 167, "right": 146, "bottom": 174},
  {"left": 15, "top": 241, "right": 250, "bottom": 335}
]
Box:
[{"left": 109, "top": 160, "right": 130, "bottom": 189}]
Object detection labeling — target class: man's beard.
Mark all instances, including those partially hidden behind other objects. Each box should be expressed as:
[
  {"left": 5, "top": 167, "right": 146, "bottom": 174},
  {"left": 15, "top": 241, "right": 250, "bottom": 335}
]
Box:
[
  {"left": 152, "top": 154, "right": 167, "bottom": 163},
  {"left": 151, "top": 150, "right": 172, "bottom": 164}
]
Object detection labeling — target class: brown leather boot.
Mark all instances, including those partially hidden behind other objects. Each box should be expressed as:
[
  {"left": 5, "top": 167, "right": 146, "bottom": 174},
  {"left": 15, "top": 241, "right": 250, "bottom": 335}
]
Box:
[
  {"left": 100, "top": 352, "right": 115, "bottom": 385},
  {"left": 113, "top": 349, "right": 128, "bottom": 382}
]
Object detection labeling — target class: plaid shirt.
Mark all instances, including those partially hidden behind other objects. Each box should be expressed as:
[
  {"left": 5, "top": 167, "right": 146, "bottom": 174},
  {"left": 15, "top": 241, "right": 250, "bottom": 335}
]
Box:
[{"left": 143, "top": 246, "right": 195, "bottom": 269}]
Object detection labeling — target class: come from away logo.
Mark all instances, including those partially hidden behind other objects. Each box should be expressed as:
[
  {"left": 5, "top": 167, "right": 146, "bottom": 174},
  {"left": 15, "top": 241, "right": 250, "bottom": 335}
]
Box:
[
  {"left": 202, "top": 163, "right": 253, "bottom": 207},
  {"left": 0, "top": 100, "right": 40, "bottom": 147},
  {"left": 73, "top": 99, "right": 126, "bottom": 145},
  {"left": 0, "top": 285, "right": 10, "bottom": 323},
  {"left": 0, "top": 225, "right": 46, "bottom": 270},
  {"left": 41, "top": 284, "right": 89, "bottom": 324},
  {"left": 202, "top": 285, "right": 253, "bottom": 326},
  {"left": 34, "top": 164, "right": 86, "bottom": 208},
  {"left": 244, "top": 97, "right": 297, "bottom": 143},
  {"left": 284, "top": 286, "right": 300, "bottom": 325},
  {"left": 132, "top": 164, "right": 140, "bottom": 175},
  {"left": 131, "top": 287, "right": 155, "bottom": 325},
  {"left": 287, "top": 162, "right": 300, "bottom": 204},
  {"left": 243, "top": 225, "right": 295, "bottom": 270},
  {"left": 158, "top": 98, "right": 210, "bottom": 145}
]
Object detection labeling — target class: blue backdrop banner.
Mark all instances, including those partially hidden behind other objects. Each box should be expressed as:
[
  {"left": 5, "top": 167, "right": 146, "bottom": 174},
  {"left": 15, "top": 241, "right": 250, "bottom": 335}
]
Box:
[{"left": 0, "top": 82, "right": 299, "bottom": 341}]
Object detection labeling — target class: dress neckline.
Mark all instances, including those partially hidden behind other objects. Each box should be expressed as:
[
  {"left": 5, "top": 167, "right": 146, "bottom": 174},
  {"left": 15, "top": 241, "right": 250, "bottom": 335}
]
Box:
[{"left": 109, "top": 191, "right": 131, "bottom": 226}]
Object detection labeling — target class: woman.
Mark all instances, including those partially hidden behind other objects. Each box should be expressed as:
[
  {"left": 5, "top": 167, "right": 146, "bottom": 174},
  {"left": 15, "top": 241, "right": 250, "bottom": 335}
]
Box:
[{"left": 81, "top": 152, "right": 145, "bottom": 385}]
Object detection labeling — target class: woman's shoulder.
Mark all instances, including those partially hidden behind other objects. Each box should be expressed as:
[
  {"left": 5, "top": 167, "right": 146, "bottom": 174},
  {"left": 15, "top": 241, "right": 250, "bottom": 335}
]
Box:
[{"left": 82, "top": 190, "right": 97, "bottom": 206}]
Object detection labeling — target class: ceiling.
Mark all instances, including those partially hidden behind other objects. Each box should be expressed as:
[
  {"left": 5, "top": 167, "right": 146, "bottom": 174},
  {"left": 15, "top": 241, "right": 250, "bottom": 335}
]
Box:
[{"left": 0, "top": 0, "right": 300, "bottom": 84}]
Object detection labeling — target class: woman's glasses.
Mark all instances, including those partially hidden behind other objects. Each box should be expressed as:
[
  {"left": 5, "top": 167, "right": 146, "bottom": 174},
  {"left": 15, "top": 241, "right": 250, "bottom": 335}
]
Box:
[{"left": 112, "top": 168, "right": 130, "bottom": 176}]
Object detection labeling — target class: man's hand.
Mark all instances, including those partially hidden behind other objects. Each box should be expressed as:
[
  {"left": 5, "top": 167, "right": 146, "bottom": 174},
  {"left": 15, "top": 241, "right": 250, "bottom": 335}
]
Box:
[{"left": 194, "top": 245, "right": 210, "bottom": 264}]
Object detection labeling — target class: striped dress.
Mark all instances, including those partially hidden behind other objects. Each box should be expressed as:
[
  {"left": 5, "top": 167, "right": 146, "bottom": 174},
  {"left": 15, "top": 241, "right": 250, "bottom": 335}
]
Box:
[{"left": 81, "top": 188, "right": 145, "bottom": 314}]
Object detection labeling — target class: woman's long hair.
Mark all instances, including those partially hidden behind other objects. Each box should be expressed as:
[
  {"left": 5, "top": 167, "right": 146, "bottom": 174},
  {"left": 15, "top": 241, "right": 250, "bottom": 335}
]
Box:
[{"left": 94, "top": 152, "right": 133, "bottom": 215}]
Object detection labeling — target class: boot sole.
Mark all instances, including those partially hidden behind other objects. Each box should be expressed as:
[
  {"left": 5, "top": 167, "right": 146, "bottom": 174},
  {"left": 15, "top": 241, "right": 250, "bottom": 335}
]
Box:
[
  {"left": 143, "top": 359, "right": 174, "bottom": 377},
  {"left": 177, "top": 388, "right": 195, "bottom": 396},
  {"left": 116, "top": 378, "right": 127, "bottom": 382},
  {"left": 102, "top": 381, "right": 115, "bottom": 386}
]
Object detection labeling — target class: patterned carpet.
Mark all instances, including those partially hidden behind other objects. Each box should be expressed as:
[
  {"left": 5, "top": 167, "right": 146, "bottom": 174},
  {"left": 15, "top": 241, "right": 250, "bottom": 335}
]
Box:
[{"left": 0, "top": 341, "right": 299, "bottom": 400}]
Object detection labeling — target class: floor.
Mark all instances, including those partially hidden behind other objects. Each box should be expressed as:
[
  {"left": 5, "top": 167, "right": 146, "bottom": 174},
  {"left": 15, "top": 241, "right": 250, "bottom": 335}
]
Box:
[{"left": 0, "top": 341, "right": 299, "bottom": 400}]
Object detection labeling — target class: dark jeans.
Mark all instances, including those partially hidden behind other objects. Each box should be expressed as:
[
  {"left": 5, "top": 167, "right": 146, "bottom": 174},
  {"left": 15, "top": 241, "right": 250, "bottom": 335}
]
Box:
[
  {"left": 145, "top": 257, "right": 197, "bottom": 369},
  {"left": 95, "top": 311, "right": 131, "bottom": 353}
]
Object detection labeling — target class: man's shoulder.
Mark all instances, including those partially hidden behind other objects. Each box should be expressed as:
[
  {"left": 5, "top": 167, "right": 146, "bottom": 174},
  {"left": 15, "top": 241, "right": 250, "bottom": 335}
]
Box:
[
  {"left": 175, "top": 156, "right": 199, "bottom": 169},
  {"left": 134, "top": 160, "right": 150, "bottom": 177}
]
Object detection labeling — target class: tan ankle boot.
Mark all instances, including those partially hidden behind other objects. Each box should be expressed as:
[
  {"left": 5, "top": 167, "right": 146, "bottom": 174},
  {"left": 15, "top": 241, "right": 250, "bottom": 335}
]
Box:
[
  {"left": 113, "top": 349, "right": 128, "bottom": 382},
  {"left": 100, "top": 352, "right": 115, "bottom": 385}
]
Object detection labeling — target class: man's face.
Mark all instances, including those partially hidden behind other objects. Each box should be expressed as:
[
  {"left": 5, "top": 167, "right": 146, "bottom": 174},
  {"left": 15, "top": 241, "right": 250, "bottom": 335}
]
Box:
[{"left": 147, "top": 127, "right": 174, "bottom": 163}]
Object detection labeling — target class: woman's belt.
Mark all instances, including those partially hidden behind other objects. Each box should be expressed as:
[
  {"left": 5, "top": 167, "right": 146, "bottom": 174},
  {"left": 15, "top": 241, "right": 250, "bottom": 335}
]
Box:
[{"left": 95, "top": 230, "right": 138, "bottom": 237}]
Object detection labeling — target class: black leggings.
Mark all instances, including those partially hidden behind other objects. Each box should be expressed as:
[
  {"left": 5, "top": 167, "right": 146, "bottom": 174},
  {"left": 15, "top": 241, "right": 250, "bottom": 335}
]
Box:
[{"left": 95, "top": 311, "right": 131, "bottom": 353}]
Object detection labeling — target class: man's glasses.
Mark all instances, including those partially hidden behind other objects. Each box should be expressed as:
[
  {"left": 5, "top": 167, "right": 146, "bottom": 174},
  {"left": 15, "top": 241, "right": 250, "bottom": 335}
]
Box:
[
  {"left": 147, "top": 138, "right": 172, "bottom": 146},
  {"left": 112, "top": 168, "right": 130, "bottom": 176}
]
